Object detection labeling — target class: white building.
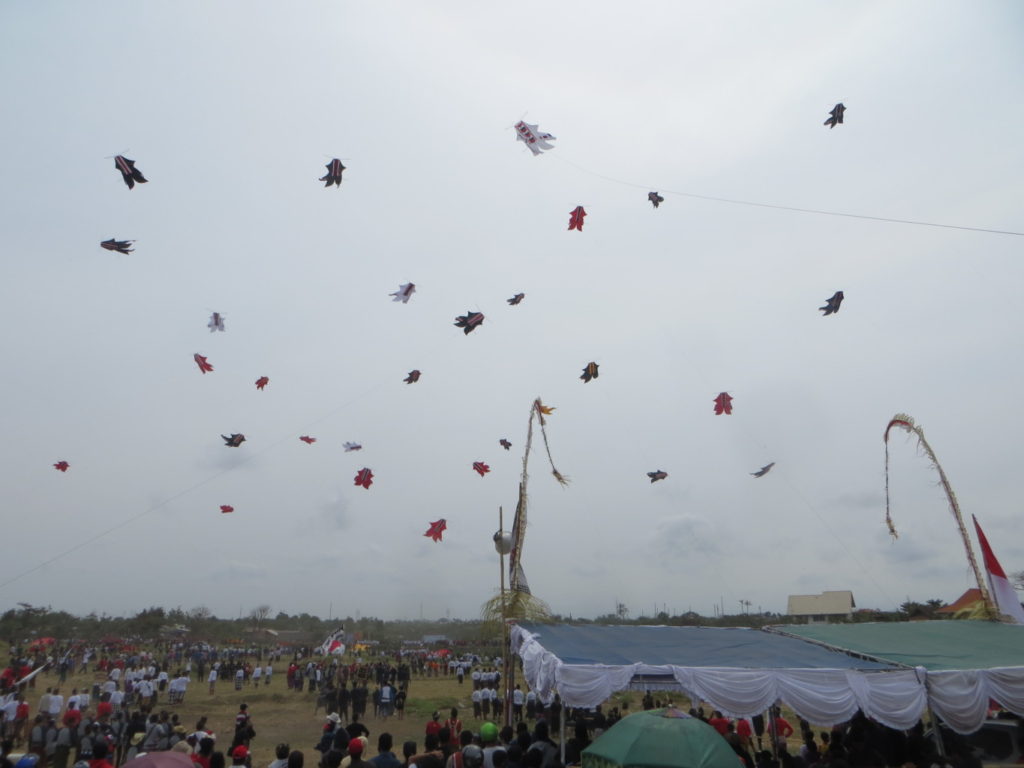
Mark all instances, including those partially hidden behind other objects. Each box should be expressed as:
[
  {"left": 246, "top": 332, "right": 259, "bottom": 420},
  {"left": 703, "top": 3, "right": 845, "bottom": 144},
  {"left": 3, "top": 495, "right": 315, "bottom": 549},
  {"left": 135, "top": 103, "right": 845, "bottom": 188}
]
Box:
[{"left": 786, "top": 590, "right": 855, "bottom": 623}]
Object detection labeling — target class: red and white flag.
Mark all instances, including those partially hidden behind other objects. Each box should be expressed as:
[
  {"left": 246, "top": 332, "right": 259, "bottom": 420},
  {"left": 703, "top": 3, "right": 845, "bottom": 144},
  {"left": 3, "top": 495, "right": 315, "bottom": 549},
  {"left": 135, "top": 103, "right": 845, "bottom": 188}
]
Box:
[{"left": 973, "top": 515, "right": 1024, "bottom": 624}]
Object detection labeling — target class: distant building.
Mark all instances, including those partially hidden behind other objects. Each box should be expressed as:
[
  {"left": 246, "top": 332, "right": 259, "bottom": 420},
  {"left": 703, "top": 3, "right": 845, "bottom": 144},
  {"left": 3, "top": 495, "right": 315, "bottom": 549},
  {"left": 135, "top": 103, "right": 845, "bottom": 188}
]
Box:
[
  {"left": 421, "top": 634, "right": 451, "bottom": 644},
  {"left": 936, "top": 588, "right": 989, "bottom": 620},
  {"left": 787, "top": 591, "right": 855, "bottom": 623}
]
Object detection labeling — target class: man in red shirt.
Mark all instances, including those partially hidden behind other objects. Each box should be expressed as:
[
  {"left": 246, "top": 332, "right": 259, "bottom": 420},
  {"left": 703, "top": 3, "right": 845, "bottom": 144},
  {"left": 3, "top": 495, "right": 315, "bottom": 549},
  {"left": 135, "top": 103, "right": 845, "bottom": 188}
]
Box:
[
  {"left": 89, "top": 740, "right": 115, "bottom": 768},
  {"left": 425, "top": 711, "right": 442, "bottom": 740},
  {"left": 708, "top": 711, "right": 730, "bottom": 736}
]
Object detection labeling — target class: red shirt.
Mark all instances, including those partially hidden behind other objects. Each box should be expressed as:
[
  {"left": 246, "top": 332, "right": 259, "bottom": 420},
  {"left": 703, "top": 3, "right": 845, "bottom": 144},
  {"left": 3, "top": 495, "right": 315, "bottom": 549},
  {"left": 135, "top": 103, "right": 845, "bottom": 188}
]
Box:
[
  {"left": 709, "top": 717, "right": 730, "bottom": 735},
  {"left": 443, "top": 719, "right": 462, "bottom": 745},
  {"left": 425, "top": 721, "right": 441, "bottom": 738},
  {"left": 736, "top": 719, "right": 752, "bottom": 738},
  {"left": 97, "top": 702, "right": 113, "bottom": 719},
  {"left": 774, "top": 717, "right": 794, "bottom": 739}
]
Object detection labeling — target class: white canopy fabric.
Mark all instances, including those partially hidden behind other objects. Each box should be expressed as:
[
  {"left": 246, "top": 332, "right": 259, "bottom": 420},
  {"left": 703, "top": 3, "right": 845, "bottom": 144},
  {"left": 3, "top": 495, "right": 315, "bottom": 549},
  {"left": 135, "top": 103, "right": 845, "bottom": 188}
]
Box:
[
  {"left": 512, "top": 622, "right": 929, "bottom": 729},
  {"left": 512, "top": 623, "right": 929, "bottom": 731}
]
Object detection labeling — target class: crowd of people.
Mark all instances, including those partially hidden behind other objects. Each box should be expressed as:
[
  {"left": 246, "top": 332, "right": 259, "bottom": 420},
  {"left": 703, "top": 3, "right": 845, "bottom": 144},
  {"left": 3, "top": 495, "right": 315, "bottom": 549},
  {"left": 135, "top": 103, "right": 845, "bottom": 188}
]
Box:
[{"left": 0, "top": 640, "right": 1003, "bottom": 768}]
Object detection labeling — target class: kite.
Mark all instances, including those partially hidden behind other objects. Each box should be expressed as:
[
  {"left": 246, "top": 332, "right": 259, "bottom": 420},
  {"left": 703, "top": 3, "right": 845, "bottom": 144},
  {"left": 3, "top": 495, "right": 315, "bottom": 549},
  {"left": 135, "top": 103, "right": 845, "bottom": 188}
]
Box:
[
  {"left": 343, "top": 442, "right": 362, "bottom": 452},
  {"left": 580, "top": 362, "right": 599, "bottom": 383},
  {"left": 100, "top": 238, "right": 133, "bottom": 254},
  {"left": 507, "top": 293, "right": 525, "bottom": 306},
  {"left": 499, "top": 439, "right": 512, "bottom": 450},
  {"left": 114, "top": 155, "right": 147, "bottom": 190},
  {"left": 194, "top": 353, "right": 214, "bottom": 374},
  {"left": 354, "top": 468, "right": 373, "bottom": 489},
  {"left": 820, "top": 291, "right": 844, "bottom": 316},
  {"left": 568, "top": 206, "right": 587, "bottom": 231},
  {"left": 255, "top": 376, "right": 269, "bottom": 390},
  {"left": 536, "top": 402, "right": 555, "bottom": 416},
  {"left": 221, "top": 433, "right": 246, "bottom": 447},
  {"left": 404, "top": 369, "right": 421, "bottom": 384},
  {"left": 647, "top": 470, "right": 668, "bottom": 483},
  {"left": 220, "top": 505, "right": 234, "bottom": 514},
  {"left": 751, "top": 462, "right": 775, "bottom": 478},
  {"left": 424, "top": 518, "right": 447, "bottom": 542},
  {"left": 53, "top": 461, "right": 70, "bottom": 472},
  {"left": 648, "top": 192, "right": 664, "bottom": 208},
  {"left": 320, "top": 158, "right": 345, "bottom": 187},
  {"left": 713, "top": 392, "right": 733, "bottom": 415},
  {"left": 514, "top": 120, "right": 556, "bottom": 155},
  {"left": 824, "top": 103, "right": 846, "bottom": 129},
  {"left": 390, "top": 283, "right": 416, "bottom": 303},
  {"left": 208, "top": 313, "right": 226, "bottom": 332},
  {"left": 472, "top": 461, "right": 491, "bottom": 477},
  {"left": 454, "top": 311, "right": 484, "bottom": 334},
  {"left": 299, "top": 436, "right": 316, "bottom": 444}
]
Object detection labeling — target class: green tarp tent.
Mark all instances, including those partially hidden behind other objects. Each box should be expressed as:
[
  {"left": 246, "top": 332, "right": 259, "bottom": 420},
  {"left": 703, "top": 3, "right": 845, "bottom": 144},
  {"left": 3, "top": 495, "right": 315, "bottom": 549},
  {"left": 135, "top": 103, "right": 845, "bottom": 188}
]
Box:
[{"left": 582, "top": 708, "right": 741, "bottom": 768}]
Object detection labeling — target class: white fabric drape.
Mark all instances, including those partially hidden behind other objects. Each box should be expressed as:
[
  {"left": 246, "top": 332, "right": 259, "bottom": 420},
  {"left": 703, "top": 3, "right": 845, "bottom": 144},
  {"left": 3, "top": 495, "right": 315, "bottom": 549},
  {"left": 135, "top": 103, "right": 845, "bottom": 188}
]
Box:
[{"left": 511, "top": 625, "right": 1024, "bottom": 732}]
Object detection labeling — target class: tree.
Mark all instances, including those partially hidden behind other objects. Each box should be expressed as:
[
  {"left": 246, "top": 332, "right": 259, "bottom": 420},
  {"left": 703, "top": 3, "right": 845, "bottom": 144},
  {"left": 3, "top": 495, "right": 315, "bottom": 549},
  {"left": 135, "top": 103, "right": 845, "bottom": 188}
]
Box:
[
  {"left": 1011, "top": 571, "right": 1024, "bottom": 591},
  {"left": 249, "top": 605, "right": 272, "bottom": 630}
]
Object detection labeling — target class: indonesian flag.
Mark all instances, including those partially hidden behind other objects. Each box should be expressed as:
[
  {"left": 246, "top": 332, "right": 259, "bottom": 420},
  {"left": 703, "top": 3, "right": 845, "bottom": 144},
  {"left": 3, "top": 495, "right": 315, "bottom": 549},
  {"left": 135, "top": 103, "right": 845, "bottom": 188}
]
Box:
[{"left": 973, "top": 515, "right": 1024, "bottom": 624}]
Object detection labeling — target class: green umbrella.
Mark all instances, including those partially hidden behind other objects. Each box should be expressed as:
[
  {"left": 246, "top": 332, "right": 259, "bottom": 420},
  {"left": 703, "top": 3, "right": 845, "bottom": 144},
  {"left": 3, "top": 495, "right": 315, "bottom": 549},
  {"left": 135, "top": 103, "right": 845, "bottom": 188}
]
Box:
[{"left": 581, "top": 708, "right": 741, "bottom": 768}]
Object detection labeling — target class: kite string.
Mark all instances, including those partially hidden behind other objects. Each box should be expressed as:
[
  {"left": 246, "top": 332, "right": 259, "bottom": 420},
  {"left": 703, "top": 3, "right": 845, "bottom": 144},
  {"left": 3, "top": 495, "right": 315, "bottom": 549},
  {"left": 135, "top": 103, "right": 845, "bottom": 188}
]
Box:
[{"left": 550, "top": 154, "right": 1023, "bottom": 237}]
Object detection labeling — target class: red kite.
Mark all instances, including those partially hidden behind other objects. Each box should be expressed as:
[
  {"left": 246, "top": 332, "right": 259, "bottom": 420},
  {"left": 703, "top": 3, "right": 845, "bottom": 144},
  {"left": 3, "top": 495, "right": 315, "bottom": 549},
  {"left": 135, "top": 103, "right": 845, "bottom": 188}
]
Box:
[
  {"left": 568, "top": 206, "right": 586, "bottom": 231},
  {"left": 194, "top": 354, "right": 214, "bottom": 374},
  {"left": 424, "top": 519, "right": 447, "bottom": 542},
  {"left": 354, "top": 468, "right": 373, "bottom": 489}
]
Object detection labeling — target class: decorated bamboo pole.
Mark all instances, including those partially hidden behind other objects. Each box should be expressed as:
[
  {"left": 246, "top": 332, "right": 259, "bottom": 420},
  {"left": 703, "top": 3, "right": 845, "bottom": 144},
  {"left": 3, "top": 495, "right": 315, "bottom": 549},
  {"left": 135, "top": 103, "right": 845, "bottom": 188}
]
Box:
[{"left": 884, "top": 413, "right": 995, "bottom": 618}]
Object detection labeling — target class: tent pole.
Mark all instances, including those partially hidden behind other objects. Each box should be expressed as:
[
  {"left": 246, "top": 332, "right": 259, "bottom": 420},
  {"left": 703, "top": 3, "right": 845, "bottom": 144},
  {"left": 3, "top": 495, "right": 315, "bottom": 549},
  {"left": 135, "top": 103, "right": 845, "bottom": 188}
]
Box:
[
  {"left": 927, "top": 704, "right": 947, "bottom": 759},
  {"left": 560, "top": 703, "right": 566, "bottom": 766}
]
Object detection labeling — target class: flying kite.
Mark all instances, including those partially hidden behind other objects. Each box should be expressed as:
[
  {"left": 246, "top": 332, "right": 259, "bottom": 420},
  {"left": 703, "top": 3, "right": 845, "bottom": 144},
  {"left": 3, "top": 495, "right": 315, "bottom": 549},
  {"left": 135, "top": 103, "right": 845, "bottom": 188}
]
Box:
[
  {"left": 194, "top": 353, "right": 214, "bottom": 374},
  {"left": 100, "top": 238, "right": 133, "bottom": 254},
  {"left": 568, "top": 206, "right": 587, "bottom": 231},
  {"left": 507, "top": 293, "right": 525, "bottom": 306},
  {"left": 220, "top": 505, "right": 234, "bottom": 514},
  {"left": 454, "top": 311, "right": 484, "bottom": 334},
  {"left": 255, "top": 376, "right": 269, "bottom": 390},
  {"left": 647, "top": 470, "right": 668, "bottom": 483},
  {"left": 514, "top": 120, "right": 556, "bottom": 155},
  {"left": 580, "top": 362, "right": 599, "bottom": 383},
  {"left": 390, "top": 283, "right": 416, "bottom": 303},
  {"left": 536, "top": 402, "right": 555, "bottom": 416},
  {"left": 221, "top": 433, "right": 246, "bottom": 447},
  {"left": 299, "top": 436, "right": 316, "bottom": 444},
  {"left": 53, "top": 461, "right": 70, "bottom": 472},
  {"left": 343, "top": 442, "right": 362, "bottom": 452},
  {"left": 404, "top": 370, "right": 421, "bottom": 384},
  {"left": 208, "top": 313, "right": 226, "bottom": 332},
  {"left": 751, "top": 462, "right": 775, "bottom": 478},
  {"left": 320, "top": 159, "right": 345, "bottom": 187},
  {"left": 820, "top": 291, "right": 844, "bottom": 316},
  {"left": 424, "top": 519, "right": 447, "bottom": 542},
  {"left": 114, "top": 155, "right": 147, "bottom": 190},
  {"left": 499, "top": 439, "right": 511, "bottom": 450},
  {"left": 648, "top": 192, "right": 664, "bottom": 209},
  {"left": 713, "top": 392, "right": 733, "bottom": 415},
  {"left": 354, "top": 468, "right": 373, "bottom": 489},
  {"left": 824, "top": 103, "right": 846, "bottom": 128},
  {"left": 472, "top": 461, "right": 490, "bottom": 477}
]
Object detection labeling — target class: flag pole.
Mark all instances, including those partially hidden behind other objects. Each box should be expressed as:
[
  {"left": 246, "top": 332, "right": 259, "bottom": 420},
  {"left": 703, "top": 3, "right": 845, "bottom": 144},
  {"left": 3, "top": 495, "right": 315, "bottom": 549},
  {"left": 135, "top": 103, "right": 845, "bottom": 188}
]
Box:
[{"left": 498, "top": 506, "right": 513, "bottom": 729}]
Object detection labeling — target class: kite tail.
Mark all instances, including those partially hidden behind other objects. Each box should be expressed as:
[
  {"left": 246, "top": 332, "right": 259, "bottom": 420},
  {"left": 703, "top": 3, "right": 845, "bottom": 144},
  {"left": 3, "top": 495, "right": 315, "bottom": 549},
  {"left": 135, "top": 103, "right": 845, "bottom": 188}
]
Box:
[
  {"left": 884, "top": 438, "right": 898, "bottom": 539},
  {"left": 539, "top": 421, "right": 569, "bottom": 486}
]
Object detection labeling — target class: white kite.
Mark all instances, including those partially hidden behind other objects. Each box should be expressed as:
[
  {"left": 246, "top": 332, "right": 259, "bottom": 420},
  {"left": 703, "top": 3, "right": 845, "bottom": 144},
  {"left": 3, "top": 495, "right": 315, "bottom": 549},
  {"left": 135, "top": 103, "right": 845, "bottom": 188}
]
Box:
[
  {"left": 390, "top": 283, "right": 416, "bottom": 303},
  {"left": 343, "top": 442, "right": 362, "bottom": 452},
  {"left": 514, "top": 121, "right": 556, "bottom": 155},
  {"left": 207, "top": 312, "right": 226, "bottom": 332}
]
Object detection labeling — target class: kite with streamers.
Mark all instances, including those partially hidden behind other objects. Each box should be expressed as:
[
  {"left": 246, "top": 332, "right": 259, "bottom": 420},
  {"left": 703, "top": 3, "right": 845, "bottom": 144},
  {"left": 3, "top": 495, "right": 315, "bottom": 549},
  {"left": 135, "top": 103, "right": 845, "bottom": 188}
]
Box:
[
  {"left": 194, "top": 354, "right": 214, "bottom": 374},
  {"left": 883, "top": 412, "right": 995, "bottom": 615}
]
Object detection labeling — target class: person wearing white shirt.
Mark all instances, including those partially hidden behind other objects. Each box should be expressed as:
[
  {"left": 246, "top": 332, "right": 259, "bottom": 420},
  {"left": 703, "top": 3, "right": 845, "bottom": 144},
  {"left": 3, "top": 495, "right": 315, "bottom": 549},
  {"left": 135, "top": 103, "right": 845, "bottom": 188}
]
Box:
[
  {"left": 512, "top": 686, "right": 525, "bottom": 722},
  {"left": 263, "top": 664, "right": 272, "bottom": 686},
  {"left": 471, "top": 669, "right": 481, "bottom": 690},
  {"left": 110, "top": 690, "right": 124, "bottom": 711},
  {"left": 471, "top": 688, "right": 482, "bottom": 720},
  {"left": 207, "top": 669, "right": 217, "bottom": 694},
  {"left": 48, "top": 691, "right": 63, "bottom": 717}
]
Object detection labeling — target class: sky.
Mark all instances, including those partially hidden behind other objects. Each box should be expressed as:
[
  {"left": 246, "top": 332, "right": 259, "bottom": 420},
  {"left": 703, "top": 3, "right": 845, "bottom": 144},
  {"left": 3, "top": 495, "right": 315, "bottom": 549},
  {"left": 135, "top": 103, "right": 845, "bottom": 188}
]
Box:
[{"left": 1, "top": 1, "right": 1022, "bottom": 623}]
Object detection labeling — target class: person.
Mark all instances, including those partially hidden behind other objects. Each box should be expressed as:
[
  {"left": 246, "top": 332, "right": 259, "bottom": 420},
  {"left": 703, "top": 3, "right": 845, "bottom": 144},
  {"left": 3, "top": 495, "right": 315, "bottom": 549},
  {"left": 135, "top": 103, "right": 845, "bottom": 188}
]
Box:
[
  {"left": 564, "top": 725, "right": 590, "bottom": 765},
  {"left": 269, "top": 744, "right": 290, "bottom": 768},
  {"left": 264, "top": 665, "right": 273, "bottom": 687},
  {"left": 231, "top": 746, "right": 249, "bottom": 768},
  {"left": 193, "top": 737, "right": 217, "bottom": 768},
  {"left": 709, "top": 711, "right": 730, "bottom": 736},
  {"left": 89, "top": 740, "right": 114, "bottom": 768},
  {"left": 287, "top": 752, "right": 303, "bottom": 768},
  {"left": 208, "top": 669, "right": 218, "bottom": 695},
  {"left": 442, "top": 711, "right": 461, "bottom": 750},
  {"left": 394, "top": 689, "right": 406, "bottom": 721},
  {"left": 425, "top": 713, "right": 441, "bottom": 741},
  {"left": 511, "top": 688, "right": 524, "bottom": 724},
  {"left": 479, "top": 723, "right": 504, "bottom": 768},
  {"left": 369, "top": 734, "right": 400, "bottom": 768},
  {"left": 526, "top": 722, "right": 557, "bottom": 768},
  {"left": 401, "top": 741, "right": 416, "bottom": 768}
]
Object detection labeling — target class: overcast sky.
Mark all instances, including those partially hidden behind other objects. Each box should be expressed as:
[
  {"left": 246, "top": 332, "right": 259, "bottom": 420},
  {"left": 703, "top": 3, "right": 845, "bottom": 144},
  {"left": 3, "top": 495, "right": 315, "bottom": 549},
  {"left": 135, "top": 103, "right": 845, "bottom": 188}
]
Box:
[{"left": 1, "top": 1, "right": 1022, "bottom": 622}]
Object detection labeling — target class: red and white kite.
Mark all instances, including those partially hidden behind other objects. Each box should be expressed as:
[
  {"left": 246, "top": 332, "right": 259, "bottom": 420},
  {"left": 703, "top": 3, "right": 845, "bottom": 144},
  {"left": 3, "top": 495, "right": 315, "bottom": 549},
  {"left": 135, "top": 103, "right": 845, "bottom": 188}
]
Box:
[{"left": 514, "top": 121, "right": 556, "bottom": 155}]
